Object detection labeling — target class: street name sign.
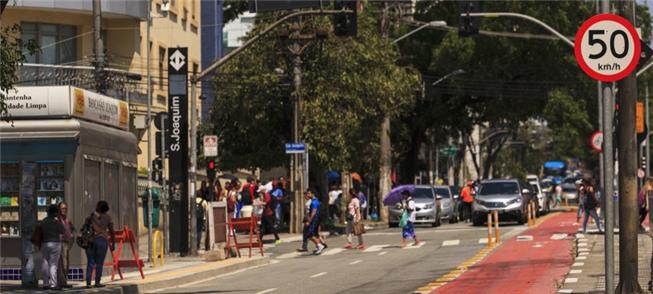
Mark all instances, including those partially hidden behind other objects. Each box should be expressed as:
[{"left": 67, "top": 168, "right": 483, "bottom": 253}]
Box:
[
  {"left": 285, "top": 143, "right": 306, "bottom": 154},
  {"left": 575, "top": 14, "right": 641, "bottom": 82},
  {"left": 203, "top": 135, "right": 218, "bottom": 157},
  {"left": 590, "top": 130, "right": 603, "bottom": 153}
]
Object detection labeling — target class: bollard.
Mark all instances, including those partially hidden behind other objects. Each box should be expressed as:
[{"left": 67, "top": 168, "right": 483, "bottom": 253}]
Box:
[
  {"left": 531, "top": 202, "right": 537, "bottom": 225},
  {"left": 152, "top": 229, "right": 165, "bottom": 267},
  {"left": 493, "top": 210, "right": 500, "bottom": 244},
  {"left": 527, "top": 203, "right": 532, "bottom": 227},
  {"left": 487, "top": 212, "right": 493, "bottom": 247}
]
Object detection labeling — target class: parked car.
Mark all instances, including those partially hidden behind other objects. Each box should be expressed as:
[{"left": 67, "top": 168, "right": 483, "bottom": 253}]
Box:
[
  {"left": 471, "top": 179, "right": 532, "bottom": 226},
  {"left": 434, "top": 185, "right": 458, "bottom": 223},
  {"left": 527, "top": 175, "right": 548, "bottom": 215},
  {"left": 389, "top": 185, "right": 442, "bottom": 227}
]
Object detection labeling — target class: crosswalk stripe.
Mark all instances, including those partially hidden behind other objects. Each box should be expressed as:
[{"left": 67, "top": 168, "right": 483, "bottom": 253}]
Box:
[
  {"left": 551, "top": 233, "right": 568, "bottom": 240},
  {"left": 378, "top": 251, "right": 388, "bottom": 256},
  {"left": 350, "top": 260, "right": 363, "bottom": 265},
  {"left": 323, "top": 248, "right": 346, "bottom": 256},
  {"left": 478, "top": 238, "right": 497, "bottom": 244},
  {"left": 364, "top": 244, "right": 390, "bottom": 252},
  {"left": 276, "top": 252, "right": 302, "bottom": 259},
  {"left": 517, "top": 235, "right": 533, "bottom": 241},
  {"left": 442, "top": 240, "right": 460, "bottom": 246},
  {"left": 404, "top": 241, "right": 427, "bottom": 249},
  {"left": 310, "top": 272, "right": 327, "bottom": 278}
]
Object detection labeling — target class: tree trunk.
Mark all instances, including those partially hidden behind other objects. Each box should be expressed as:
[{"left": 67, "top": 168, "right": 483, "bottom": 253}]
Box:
[
  {"left": 379, "top": 117, "right": 391, "bottom": 223},
  {"left": 616, "top": 2, "right": 641, "bottom": 292}
]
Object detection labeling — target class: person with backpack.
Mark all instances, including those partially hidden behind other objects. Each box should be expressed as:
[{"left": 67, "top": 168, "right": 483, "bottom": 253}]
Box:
[
  {"left": 196, "top": 194, "right": 208, "bottom": 249},
  {"left": 84, "top": 201, "right": 115, "bottom": 288},
  {"left": 581, "top": 179, "right": 603, "bottom": 234},
  {"left": 40, "top": 204, "right": 66, "bottom": 290},
  {"left": 357, "top": 190, "right": 368, "bottom": 220},
  {"left": 399, "top": 190, "right": 420, "bottom": 248},
  {"left": 260, "top": 186, "right": 281, "bottom": 244},
  {"left": 239, "top": 177, "right": 256, "bottom": 217}
]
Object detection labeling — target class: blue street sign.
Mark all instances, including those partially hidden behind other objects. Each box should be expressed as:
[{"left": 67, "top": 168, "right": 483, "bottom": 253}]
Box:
[{"left": 285, "top": 143, "right": 306, "bottom": 154}]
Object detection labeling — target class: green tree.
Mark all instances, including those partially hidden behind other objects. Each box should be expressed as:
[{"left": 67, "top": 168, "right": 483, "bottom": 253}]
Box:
[
  {"left": 209, "top": 9, "right": 419, "bottom": 172},
  {"left": 1, "top": 24, "right": 35, "bottom": 119},
  {"left": 543, "top": 88, "right": 593, "bottom": 160}
]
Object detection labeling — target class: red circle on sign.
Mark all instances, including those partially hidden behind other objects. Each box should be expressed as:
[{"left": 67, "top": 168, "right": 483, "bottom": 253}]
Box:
[
  {"left": 589, "top": 130, "right": 603, "bottom": 153},
  {"left": 574, "top": 14, "right": 641, "bottom": 82}
]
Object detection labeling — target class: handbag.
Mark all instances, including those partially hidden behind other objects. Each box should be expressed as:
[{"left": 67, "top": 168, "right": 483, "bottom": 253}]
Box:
[
  {"left": 77, "top": 214, "right": 95, "bottom": 249},
  {"left": 399, "top": 210, "right": 409, "bottom": 228},
  {"left": 354, "top": 222, "right": 366, "bottom": 236},
  {"left": 30, "top": 225, "right": 43, "bottom": 248}
]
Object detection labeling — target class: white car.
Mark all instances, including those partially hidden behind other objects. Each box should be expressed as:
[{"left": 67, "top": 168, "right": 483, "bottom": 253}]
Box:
[{"left": 527, "top": 175, "right": 547, "bottom": 214}]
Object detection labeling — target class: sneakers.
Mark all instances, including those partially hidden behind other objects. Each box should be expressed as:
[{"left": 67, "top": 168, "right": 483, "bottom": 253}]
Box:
[
  {"left": 275, "top": 239, "right": 283, "bottom": 245},
  {"left": 344, "top": 243, "right": 353, "bottom": 249},
  {"left": 356, "top": 244, "right": 365, "bottom": 250},
  {"left": 313, "top": 243, "right": 325, "bottom": 255}
]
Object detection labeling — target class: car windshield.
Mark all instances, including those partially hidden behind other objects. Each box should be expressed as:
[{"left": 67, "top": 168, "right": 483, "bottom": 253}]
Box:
[
  {"left": 434, "top": 188, "right": 451, "bottom": 198},
  {"left": 479, "top": 182, "right": 519, "bottom": 196},
  {"left": 530, "top": 184, "right": 540, "bottom": 193},
  {"left": 413, "top": 188, "right": 434, "bottom": 199},
  {"left": 563, "top": 187, "right": 576, "bottom": 193}
]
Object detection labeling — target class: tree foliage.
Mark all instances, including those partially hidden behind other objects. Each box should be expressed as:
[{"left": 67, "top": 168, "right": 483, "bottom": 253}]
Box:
[
  {"left": 1, "top": 24, "right": 35, "bottom": 119},
  {"left": 209, "top": 9, "right": 419, "bottom": 172}
]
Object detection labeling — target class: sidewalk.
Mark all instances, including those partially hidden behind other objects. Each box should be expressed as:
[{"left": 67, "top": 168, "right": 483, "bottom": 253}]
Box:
[
  {"left": 429, "top": 211, "right": 579, "bottom": 294},
  {"left": 557, "top": 229, "right": 653, "bottom": 293}
]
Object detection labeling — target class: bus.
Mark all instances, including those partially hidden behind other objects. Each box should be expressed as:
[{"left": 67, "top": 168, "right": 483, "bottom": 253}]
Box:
[{"left": 542, "top": 161, "right": 567, "bottom": 185}]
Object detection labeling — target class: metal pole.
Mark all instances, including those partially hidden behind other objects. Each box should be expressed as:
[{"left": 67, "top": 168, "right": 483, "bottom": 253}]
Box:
[
  {"left": 190, "top": 76, "right": 198, "bottom": 255},
  {"left": 599, "top": 81, "right": 605, "bottom": 219},
  {"left": 646, "top": 83, "right": 650, "bottom": 178},
  {"left": 603, "top": 84, "right": 615, "bottom": 293},
  {"left": 146, "top": 0, "right": 153, "bottom": 263},
  {"left": 93, "top": 0, "right": 105, "bottom": 94},
  {"left": 161, "top": 114, "right": 168, "bottom": 255},
  {"left": 435, "top": 145, "right": 440, "bottom": 183}
]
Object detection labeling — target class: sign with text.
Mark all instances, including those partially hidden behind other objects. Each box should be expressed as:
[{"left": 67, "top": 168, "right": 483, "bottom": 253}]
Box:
[
  {"left": 203, "top": 135, "right": 218, "bottom": 157},
  {"left": 285, "top": 143, "right": 306, "bottom": 154},
  {"left": 637, "top": 101, "right": 645, "bottom": 133},
  {"left": 575, "top": 14, "right": 641, "bottom": 82},
  {"left": 167, "top": 47, "right": 189, "bottom": 254}
]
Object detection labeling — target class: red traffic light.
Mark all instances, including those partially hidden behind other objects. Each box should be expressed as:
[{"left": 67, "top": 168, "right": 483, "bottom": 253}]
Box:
[{"left": 208, "top": 160, "right": 215, "bottom": 169}]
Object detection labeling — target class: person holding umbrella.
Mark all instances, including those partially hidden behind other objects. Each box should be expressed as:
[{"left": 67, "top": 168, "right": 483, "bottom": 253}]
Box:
[{"left": 399, "top": 190, "right": 420, "bottom": 248}]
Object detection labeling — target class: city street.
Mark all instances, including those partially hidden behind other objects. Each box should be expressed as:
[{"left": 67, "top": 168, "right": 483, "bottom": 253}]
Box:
[{"left": 157, "top": 221, "right": 531, "bottom": 294}]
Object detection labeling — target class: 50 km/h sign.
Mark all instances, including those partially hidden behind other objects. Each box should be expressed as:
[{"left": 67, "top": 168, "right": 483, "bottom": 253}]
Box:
[{"left": 575, "top": 14, "right": 640, "bottom": 82}]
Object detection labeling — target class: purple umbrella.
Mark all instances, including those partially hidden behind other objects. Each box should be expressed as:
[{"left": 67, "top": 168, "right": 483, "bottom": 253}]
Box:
[{"left": 383, "top": 185, "right": 415, "bottom": 206}]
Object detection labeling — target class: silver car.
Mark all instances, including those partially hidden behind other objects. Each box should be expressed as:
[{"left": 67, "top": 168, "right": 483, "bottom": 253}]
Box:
[
  {"left": 471, "top": 179, "right": 530, "bottom": 226},
  {"left": 389, "top": 185, "right": 442, "bottom": 227},
  {"left": 434, "top": 185, "right": 458, "bottom": 223}
]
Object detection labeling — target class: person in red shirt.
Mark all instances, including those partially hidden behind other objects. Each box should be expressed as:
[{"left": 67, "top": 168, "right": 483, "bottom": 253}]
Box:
[
  {"left": 260, "top": 189, "right": 280, "bottom": 244},
  {"left": 460, "top": 180, "right": 475, "bottom": 223}
]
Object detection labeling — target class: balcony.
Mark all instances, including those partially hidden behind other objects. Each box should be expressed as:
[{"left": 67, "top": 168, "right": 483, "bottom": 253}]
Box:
[
  {"left": 17, "top": 63, "right": 147, "bottom": 105},
  {"left": 11, "top": 0, "right": 147, "bottom": 19}
]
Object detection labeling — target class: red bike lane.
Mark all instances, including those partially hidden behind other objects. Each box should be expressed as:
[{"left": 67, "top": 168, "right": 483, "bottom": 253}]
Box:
[{"left": 432, "top": 212, "right": 578, "bottom": 294}]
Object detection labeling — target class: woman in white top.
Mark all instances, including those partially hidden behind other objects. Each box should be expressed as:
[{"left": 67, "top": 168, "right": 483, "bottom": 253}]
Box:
[
  {"left": 400, "top": 190, "right": 420, "bottom": 248},
  {"left": 344, "top": 188, "right": 364, "bottom": 250}
]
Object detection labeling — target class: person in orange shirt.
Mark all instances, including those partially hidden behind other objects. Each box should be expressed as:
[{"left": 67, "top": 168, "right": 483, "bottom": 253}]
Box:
[{"left": 460, "top": 180, "right": 475, "bottom": 223}]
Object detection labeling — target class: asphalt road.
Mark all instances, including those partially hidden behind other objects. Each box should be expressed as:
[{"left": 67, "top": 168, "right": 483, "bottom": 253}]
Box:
[{"left": 155, "top": 221, "right": 530, "bottom": 294}]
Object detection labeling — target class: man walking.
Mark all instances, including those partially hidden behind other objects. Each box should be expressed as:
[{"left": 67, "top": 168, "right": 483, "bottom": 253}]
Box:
[
  {"left": 56, "top": 202, "right": 75, "bottom": 289},
  {"left": 460, "top": 181, "right": 474, "bottom": 222},
  {"left": 305, "top": 189, "right": 327, "bottom": 255}
]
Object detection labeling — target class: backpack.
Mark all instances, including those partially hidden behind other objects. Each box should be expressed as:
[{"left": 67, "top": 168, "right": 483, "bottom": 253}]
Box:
[
  {"left": 241, "top": 185, "right": 253, "bottom": 205},
  {"left": 30, "top": 225, "right": 43, "bottom": 248},
  {"left": 77, "top": 214, "right": 95, "bottom": 249},
  {"left": 268, "top": 193, "right": 279, "bottom": 211}
]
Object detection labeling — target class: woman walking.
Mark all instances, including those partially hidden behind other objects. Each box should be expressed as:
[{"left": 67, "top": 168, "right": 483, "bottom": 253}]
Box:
[
  {"left": 84, "top": 200, "right": 115, "bottom": 288},
  {"left": 639, "top": 178, "right": 652, "bottom": 232},
  {"left": 581, "top": 179, "right": 604, "bottom": 234},
  {"left": 344, "top": 188, "right": 364, "bottom": 250},
  {"left": 41, "top": 204, "right": 65, "bottom": 290},
  {"left": 400, "top": 190, "right": 420, "bottom": 248}
]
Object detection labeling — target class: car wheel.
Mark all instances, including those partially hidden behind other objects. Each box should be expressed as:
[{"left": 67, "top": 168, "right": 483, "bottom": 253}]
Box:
[
  {"left": 389, "top": 222, "right": 398, "bottom": 228},
  {"left": 472, "top": 215, "right": 483, "bottom": 226}
]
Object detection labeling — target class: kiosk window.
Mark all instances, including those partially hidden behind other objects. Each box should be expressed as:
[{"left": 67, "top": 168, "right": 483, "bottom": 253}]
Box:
[
  {"left": 0, "top": 162, "right": 21, "bottom": 237},
  {"left": 36, "top": 161, "right": 65, "bottom": 220}
]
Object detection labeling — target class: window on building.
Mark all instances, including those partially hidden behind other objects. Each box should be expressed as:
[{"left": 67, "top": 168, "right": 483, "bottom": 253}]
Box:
[
  {"left": 159, "top": 47, "right": 166, "bottom": 90},
  {"left": 21, "top": 22, "right": 77, "bottom": 64},
  {"left": 157, "top": 95, "right": 166, "bottom": 105}
]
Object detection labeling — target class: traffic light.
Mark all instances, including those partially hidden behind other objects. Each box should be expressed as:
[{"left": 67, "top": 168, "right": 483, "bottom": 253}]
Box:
[
  {"left": 207, "top": 159, "right": 216, "bottom": 184},
  {"left": 152, "top": 157, "right": 163, "bottom": 184},
  {"left": 334, "top": 0, "right": 357, "bottom": 37},
  {"left": 458, "top": 1, "right": 480, "bottom": 37}
]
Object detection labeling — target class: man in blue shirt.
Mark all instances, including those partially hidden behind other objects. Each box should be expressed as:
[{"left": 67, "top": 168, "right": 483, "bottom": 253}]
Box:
[{"left": 305, "top": 188, "right": 326, "bottom": 255}]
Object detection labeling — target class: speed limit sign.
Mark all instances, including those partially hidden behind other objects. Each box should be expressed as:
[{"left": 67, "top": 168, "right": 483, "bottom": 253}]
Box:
[
  {"left": 575, "top": 14, "right": 641, "bottom": 82},
  {"left": 590, "top": 130, "right": 603, "bottom": 152}
]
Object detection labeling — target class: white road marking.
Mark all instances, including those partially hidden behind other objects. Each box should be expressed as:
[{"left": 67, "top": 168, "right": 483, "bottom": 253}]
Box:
[
  {"left": 404, "top": 241, "right": 426, "bottom": 249},
  {"left": 255, "top": 288, "right": 278, "bottom": 294},
  {"left": 579, "top": 252, "right": 589, "bottom": 256},
  {"left": 578, "top": 248, "right": 590, "bottom": 252},
  {"left": 576, "top": 256, "right": 587, "bottom": 260},
  {"left": 364, "top": 244, "right": 390, "bottom": 252},
  {"left": 478, "top": 238, "right": 497, "bottom": 244},
  {"left": 564, "top": 278, "right": 578, "bottom": 283},
  {"left": 558, "top": 289, "right": 573, "bottom": 293},
  {"left": 533, "top": 244, "right": 544, "bottom": 248},
  {"left": 575, "top": 233, "right": 585, "bottom": 238},
  {"left": 442, "top": 240, "right": 460, "bottom": 246},
  {"left": 578, "top": 242, "right": 588, "bottom": 247},
  {"left": 310, "top": 272, "right": 327, "bottom": 278},
  {"left": 551, "top": 233, "right": 568, "bottom": 240},
  {"left": 378, "top": 251, "right": 388, "bottom": 256},
  {"left": 349, "top": 260, "right": 363, "bottom": 265},
  {"left": 570, "top": 269, "right": 583, "bottom": 274},
  {"left": 323, "top": 248, "right": 346, "bottom": 256},
  {"left": 572, "top": 262, "right": 584, "bottom": 267},
  {"left": 276, "top": 252, "right": 302, "bottom": 259},
  {"left": 517, "top": 235, "right": 533, "bottom": 241}
]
